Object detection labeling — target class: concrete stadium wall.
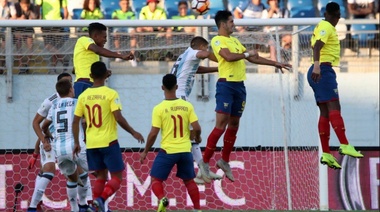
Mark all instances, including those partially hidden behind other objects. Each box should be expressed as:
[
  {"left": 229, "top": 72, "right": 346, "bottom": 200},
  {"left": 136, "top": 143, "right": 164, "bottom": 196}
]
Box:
[{"left": 0, "top": 72, "right": 378, "bottom": 149}]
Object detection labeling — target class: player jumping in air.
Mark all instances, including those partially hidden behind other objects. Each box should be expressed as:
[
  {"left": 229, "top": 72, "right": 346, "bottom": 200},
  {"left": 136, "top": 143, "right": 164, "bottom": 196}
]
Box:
[
  {"left": 307, "top": 2, "right": 363, "bottom": 169},
  {"left": 170, "top": 36, "right": 222, "bottom": 184}
]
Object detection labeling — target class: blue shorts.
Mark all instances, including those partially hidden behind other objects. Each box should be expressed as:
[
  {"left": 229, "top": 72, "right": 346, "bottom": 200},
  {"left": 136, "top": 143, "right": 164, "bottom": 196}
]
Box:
[
  {"left": 150, "top": 151, "right": 195, "bottom": 181},
  {"left": 74, "top": 80, "right": 93, "bottom": 98},
  {"left": 86, "top": 141, "right": 125, "bottom": 173},
  {"left": 215, "top": 81, "right": 246, "bottom": 117},
  {"left": 307, "top": 64, "right": 339, "bottom": 104}
]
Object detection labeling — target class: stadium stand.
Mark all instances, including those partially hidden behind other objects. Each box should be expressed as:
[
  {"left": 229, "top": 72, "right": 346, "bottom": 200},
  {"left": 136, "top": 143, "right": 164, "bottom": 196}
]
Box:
[
  {"left": 164, "top": 0, "right": 181, "bottom": 18},
  {"left": 72, "top": 8, "right": 83, "bottom": 20},
  {"left": 351, "top": 23, "right": 377, "bottom": 57},
  {"left": 318, "top": 0, "right": 347, "bottom": 18},
  {"left": 131, "top": 0, "right": 147, "bottom": 19}
]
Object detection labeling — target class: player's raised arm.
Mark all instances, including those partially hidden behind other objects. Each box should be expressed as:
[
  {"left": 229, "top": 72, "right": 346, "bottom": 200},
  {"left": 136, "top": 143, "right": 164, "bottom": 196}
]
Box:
[
  {"left": 88, "top": 43, "right": 134, "bottom": 60},
  {"left": 218, "top": 48, "right": 257, "bottom": 62},
  {"left": 246, "top": 55, "right": 292, "bottom": 72}
]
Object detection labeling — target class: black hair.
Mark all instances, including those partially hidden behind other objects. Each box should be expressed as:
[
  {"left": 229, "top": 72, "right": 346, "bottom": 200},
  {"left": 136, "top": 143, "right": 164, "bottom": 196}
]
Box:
[
  {"left": 190, "top": 36, "right": 208, "bottom": 49},
  {"left": 326, "top": 2, "right": 340, "bottom": 14},
  {"left": 214, "top": 10, "right": 232, "bottom": 28},
  {"left": 162, "top": 74, "right": 177, "bottom": 90},
  {"left": 88, "top": 22, "right": 107, "bottom": 36},
  {"left": 177, "top": 1, "right": 188, "bottom": 8},
  {"left": 91, "top": 61, "right": 108, "bottom": 79},
  {"left": 57, "top": 73, "right": 71, "bottom": 81},
  {"left": 55, "top": 79, "right": 72, "bottom": 96}
]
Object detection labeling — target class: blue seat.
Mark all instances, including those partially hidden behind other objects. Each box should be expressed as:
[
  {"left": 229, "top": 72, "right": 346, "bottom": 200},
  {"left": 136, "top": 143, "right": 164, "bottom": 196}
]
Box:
[
  {"left": 131, "top": 0, "right": 147, "bottom": 19},
  {"left": 72, "top": 8, "right": 83, "bottom": 19},
  {"left": 290, "top": 6, "right": 316, "bottom": 17},
  {"left": 208, "top": 0, "right": 225, "bottom": 18},
  {"left": 227, "top": 0, "right": 244, "bottom": 11},
  {"left": 164, "top": 0, "right": 181, "bottom": 18},
  {"left": 101, "top": 0, "right": 118, "bottom": 11},
  {"left": 351, "top": 24, "right": 377, "bottom": 57},
  {"left": 287, "top": 0, "right": 311, "bottom": 9},
  {"left": 104, "top": 7, "right": 116, "bottom": 19},
  {"left": 318, "top": 0, "right": 346, "bottom": 18}
]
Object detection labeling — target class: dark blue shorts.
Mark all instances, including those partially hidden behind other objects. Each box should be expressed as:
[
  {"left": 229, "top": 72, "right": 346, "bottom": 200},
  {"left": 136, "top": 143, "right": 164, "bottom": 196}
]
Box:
[
  {"left": 74, "top": 80, "right": 93, "bottom": 98},
  {"left": 215, "top": 81, "right": 246, "bottom": 117},
  {"left": 307, "top": 64, "right": 339, "bottom": 104},
  {"left": 150, "top": 151, "right": 195, "bottom": 181},
  {"left": 86, "top": 141, "right": 125, "bottom": 173}
]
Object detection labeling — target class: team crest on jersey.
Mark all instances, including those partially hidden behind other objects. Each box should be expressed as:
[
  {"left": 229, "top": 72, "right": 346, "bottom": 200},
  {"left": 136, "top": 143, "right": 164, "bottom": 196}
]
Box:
[
  {"left": 320, "top": 30, "right": 326, "bottom": 36},
  {"left": 334, "top": 88, "right": 339, "bottom": 94},
  {"left": 223, "top": 102, "right": 229, "bottom": 109},
  {"left": 215, "top": 40, "right": 220, "bottom": 46},
  {"left": 114, "top": 98, "right": 120, "bottom": 105}
]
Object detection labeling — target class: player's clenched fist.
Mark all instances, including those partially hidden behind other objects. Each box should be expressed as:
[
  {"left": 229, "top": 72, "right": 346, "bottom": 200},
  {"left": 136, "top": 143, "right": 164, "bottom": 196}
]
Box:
[{"left": 28, "top": 153, "right": 39, "bottom": 169}]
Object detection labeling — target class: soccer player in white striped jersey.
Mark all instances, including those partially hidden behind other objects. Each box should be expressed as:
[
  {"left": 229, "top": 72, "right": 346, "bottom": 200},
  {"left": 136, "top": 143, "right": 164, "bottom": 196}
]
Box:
[
  {"left": 28, "top": 73, "right": 72, "bottom": 212},
  {"left": 41, "top": 79, "right": 91, "bottom": 212},
  {"left": 170, "top": 36, "right": 222, "bottom": 184}
]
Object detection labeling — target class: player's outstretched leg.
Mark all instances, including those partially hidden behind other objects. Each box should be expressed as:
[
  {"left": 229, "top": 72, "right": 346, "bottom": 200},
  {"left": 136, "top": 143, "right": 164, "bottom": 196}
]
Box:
[
  {"left": 320, "top": 152, "right": 341, "bottom": 169},
  {"left": 198, "top": 159, "right": 211, "bottom": 183},
  {"left": 329, "top": 110, "right": 363, "bottom": 158},
  {"left": 184, "top": 179, "right": 200, "bottom": 211},
  {"left": 27, "top": 171, "right": 54, "bottom": 211},
  {"left": 192, "top": 143, "right": 222, "bottom": 184}
]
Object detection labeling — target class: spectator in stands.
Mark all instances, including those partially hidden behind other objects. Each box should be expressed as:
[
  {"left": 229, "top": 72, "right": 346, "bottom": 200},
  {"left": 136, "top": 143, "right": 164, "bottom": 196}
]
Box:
[
  {"left": 136, "top": 0, "right": 172, "bottom": 42},
  {"left": 0, "top": 0, "right": 16, "bottom": 73},
  {"left": 35, "top": 0, "right": 69, "bottom": 72},
  {"left": 171, "top": 1, "right": 196, "bottom": 33},
  {"left": 261, "top": 0, "right": 291, "bottom": 61},
  {"left": 112, "top": 0, "right": 137, "bottom": 67},
  {"left": 80, "top": 0, "right": 103, "bottom": 20},
  {"left": 13, "top": 0, "right": 39, "bottom": 73},
  {"left": 233, "top": 0, "right": 265, "bottom": 32},
  {"left": 347, "top": 0, "right": 375, "bottom": 19},
  {"left": 80, "top": 0, "right": 103, "bottom": 31}
]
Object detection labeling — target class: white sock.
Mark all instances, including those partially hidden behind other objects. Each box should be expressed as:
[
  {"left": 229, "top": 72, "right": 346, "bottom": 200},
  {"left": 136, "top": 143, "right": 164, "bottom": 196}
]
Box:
[
  {"left": 29, "top": 172, "right": 53, "bottom": 207},
  {"left": 78, "top": 173, "right": 89, "bottom": 205},
  {"left": 86, "top": 176, "right": 93, "bottom": 203},
  {"left": 67, "top": 181, "right": 79, "bottom": 212},
  {"left": 191, "top": 143, "right": 203, "bottom": 165}
]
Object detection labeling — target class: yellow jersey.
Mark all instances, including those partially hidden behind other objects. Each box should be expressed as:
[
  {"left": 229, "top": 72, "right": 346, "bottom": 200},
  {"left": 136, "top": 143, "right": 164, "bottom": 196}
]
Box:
[
  {"left": 73, "top": 36, "right": 100, "bottom": 82},
  {"left": 211, "top": 35, "right": 247, "bottom": 82},
  {"left": 311, "top": 20, "right": 340, "bottom": 66},
  {"left": 74, "top": 86, "right": 122, "bottom": 149},
  {"left": 151, "top": 99, "right": 198, "bottom": 154},
  {"left": 139, "top": 6, "right": 167, "bottom": 20}
]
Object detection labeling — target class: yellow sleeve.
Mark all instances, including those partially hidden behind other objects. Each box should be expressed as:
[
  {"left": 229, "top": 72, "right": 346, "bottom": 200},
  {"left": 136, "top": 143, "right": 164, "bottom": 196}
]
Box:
[
  {"left": 109, "top": 90, "right": 122, "bottom": 112},
  {"left": 314, "top": 22, "right": 331, "bottom": 44},
  {"left": 74, "top": 96, "right": 84, "bottom": 117},
  {"left": 151, "top": 106, "right": 161, "bottom": 128},
  {"left": 188, "top": 104, "right": 198, "bottom": 124}
]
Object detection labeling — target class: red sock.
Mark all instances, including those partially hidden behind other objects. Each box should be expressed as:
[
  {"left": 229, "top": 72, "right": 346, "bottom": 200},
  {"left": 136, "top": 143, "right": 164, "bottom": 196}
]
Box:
[
  {"left": 100, "top": 177, "right": 121, "bottom": 201},
  {"left": 318, "top": 116, "right": 330, "bottom": 153},
  {"left": 151, "top": 179, "right": 164, "bottom": 200},
  {"left": 93, "top": 179, "right": 106, "bottom": 199},
  {"left": 184, "top": 180, "right": 200, "bottom": 210},
  {"left": 329, "top": 110, "right": 349, "bottom": 145},
  {"left": 222, "top": 127, "right": 238, "bottom": 162},
  {"left": 203, "top": 128, "right": 225, "bottom": 163}
]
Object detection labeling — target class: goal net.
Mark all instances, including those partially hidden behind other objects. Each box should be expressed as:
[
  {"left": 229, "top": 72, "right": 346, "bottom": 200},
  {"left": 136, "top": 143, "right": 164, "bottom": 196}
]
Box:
[{"left": 0, "top": 23, "right": 321, "bottom": 211}]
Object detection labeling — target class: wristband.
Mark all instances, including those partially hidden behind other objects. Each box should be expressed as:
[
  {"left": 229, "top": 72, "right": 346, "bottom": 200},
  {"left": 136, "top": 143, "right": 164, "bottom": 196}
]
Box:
[{"left": 244, "top": 52, "right": 250, "bottom": 58}]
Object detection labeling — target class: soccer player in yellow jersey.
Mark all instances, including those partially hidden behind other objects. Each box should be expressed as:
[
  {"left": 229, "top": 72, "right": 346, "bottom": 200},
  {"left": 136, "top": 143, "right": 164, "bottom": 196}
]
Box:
[
  {"left": 140, "top": 74, "right": 202, "bottom": 212},
  {"left": 198, "top": 10, "right": 291, "bottom": 183},
  {"left": 73, "top": 22, "right": 134, "bottom": 98},
  {"left": 307, "top": 2, "right": 363, "bottom": 170},
  {"left": 73, "top": 61, "right": 144, "bottom": 212}
]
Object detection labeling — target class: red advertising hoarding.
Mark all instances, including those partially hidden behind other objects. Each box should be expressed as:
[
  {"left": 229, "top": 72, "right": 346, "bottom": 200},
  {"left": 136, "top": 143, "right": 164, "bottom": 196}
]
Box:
[{"left": 0, "top": 149, "right": 378, "bottom": 211}]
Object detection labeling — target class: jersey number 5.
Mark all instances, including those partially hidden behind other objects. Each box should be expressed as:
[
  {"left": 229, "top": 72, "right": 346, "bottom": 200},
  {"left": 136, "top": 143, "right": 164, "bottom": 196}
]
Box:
[
  {"left": 171, "top": 115, "right": 184, "bottom": 138},
  {"left": 85, "top": 104, "right": 102, "bottom": 128}
]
